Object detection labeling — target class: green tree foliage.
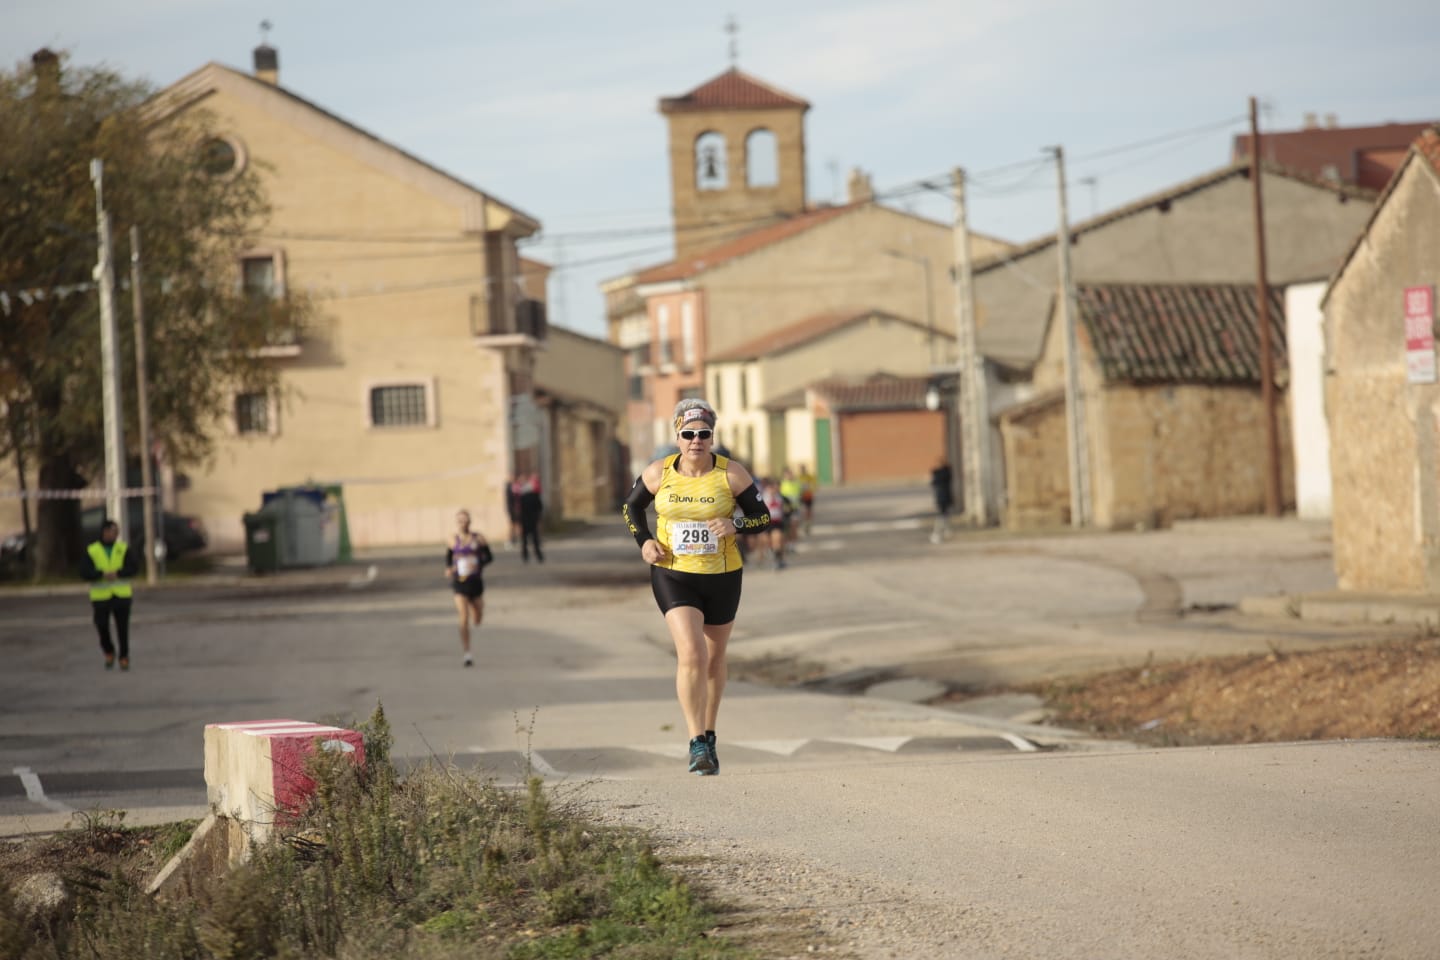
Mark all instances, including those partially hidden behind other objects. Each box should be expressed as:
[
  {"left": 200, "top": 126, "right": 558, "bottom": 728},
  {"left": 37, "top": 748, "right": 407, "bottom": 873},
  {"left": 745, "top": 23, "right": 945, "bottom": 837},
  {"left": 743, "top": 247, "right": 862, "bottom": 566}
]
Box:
[{"left": 0, "top": 49, "right": 312, "bottom": 578}]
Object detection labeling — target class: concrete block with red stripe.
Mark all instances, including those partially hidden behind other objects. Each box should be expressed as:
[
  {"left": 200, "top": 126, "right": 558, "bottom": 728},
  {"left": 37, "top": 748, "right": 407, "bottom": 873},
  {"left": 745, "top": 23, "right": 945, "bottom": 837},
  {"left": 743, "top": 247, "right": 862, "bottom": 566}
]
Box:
[{"left": 204, "top": 719, "right": 366, "bottom": 841}]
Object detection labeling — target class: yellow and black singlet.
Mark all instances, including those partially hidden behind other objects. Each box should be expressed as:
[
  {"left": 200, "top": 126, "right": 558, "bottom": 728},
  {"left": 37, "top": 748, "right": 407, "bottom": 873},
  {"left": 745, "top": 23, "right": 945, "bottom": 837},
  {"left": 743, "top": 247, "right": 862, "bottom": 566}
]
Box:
[{"left": 653, "top": 454, "right": 743, "bottom": 573}]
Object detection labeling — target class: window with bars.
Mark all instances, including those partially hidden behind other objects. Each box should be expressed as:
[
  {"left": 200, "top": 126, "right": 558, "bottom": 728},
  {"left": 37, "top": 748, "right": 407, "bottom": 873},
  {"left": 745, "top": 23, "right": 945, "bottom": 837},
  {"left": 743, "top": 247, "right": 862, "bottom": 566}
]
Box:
[
  {"left": 235, "top": 392, "right": 269, "bottom": 434},
  {"left": 369, "top": 384, "right": 429, "bottom": 427}
]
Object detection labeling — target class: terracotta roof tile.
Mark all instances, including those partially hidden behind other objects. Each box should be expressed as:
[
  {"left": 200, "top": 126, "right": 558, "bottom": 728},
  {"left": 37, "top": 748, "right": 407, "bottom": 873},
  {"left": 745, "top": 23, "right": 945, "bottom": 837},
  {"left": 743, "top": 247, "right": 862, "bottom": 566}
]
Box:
[
  {"left": 811, "top": 373, "right": 933, "bottom": 412},
  {"left": 659, "top": 68, "right": 809, "bottom": 113},
  {"left": 634, "top": 204, "right": 857, "bottom": 285},
  {"left": 1076, "top": 282, "right": 1286, "bottom": 385}
]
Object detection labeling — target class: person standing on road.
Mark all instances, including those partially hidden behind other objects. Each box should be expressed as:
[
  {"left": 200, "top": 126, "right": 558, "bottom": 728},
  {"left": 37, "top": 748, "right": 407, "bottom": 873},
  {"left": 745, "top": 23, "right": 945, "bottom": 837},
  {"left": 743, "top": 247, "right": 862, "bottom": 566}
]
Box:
[
  {"left": 82, "top": 519, "right": 138, "bottom": 671},
  {"left": 930, "top": 456, "right": 955, "bottom": 544},
  {"left": 445, "top": 509, "right": 494, "bottom": 667},
  {"left": 504, "top": 477, "right": 523, "bottom": 551},
  {"left": 621, "top": 398, "right": 772, "bottom": 775},
  {"left": 517, "top": 473, "right": 545, "bottom": 563}
]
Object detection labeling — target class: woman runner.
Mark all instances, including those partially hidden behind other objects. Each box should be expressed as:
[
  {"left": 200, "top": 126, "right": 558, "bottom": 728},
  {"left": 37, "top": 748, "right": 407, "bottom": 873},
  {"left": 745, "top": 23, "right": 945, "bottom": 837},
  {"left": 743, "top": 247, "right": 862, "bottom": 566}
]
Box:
[
  {"left": 445, "top": 509, "right": 493, "bottom": 666},
  {"left": 621, "top": 399, "right": 771, "bottom": 775}
]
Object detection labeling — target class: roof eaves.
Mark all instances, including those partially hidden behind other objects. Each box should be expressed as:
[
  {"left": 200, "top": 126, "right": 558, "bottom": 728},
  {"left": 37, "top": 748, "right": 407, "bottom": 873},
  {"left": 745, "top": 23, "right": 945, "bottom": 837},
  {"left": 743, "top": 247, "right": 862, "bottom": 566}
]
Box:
[
  {"left": 158, "top": 63, "right": 542, "bottom": 234},
  {"left": 975, "top": 159, "right": 1375, "bottom": 277},
  {"left": 1320, "top": 128, "right": 1440, "bottom": 309}
]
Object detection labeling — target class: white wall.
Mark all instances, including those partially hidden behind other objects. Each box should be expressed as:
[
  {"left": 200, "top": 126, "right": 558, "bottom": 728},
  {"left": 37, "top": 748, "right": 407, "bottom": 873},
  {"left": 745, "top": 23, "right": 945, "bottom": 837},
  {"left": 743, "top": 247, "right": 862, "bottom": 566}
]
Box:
[{"left": 1286, "top": 281, "right": 1331, "bottom": 519}]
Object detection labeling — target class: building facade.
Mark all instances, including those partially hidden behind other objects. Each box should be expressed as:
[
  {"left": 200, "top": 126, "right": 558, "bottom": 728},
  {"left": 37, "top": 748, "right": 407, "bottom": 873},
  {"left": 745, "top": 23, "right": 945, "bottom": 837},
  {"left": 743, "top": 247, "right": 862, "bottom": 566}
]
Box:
[
  {"left": 1324, "top": 128, "right": 1440, "bottom": 592},
  {"left": 1001, "top": 282, "right": 1293, "bottom": 529},
  {"left": 146, "top": 47, "right": 546, "bottom": 549}
]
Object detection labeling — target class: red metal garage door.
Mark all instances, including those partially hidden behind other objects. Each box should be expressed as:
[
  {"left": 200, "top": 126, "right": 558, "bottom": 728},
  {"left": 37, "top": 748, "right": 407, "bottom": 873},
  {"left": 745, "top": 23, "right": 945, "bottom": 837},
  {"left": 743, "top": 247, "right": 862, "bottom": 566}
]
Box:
[{"left": 838, "top": 410, "right": 946, "bottom": 484}]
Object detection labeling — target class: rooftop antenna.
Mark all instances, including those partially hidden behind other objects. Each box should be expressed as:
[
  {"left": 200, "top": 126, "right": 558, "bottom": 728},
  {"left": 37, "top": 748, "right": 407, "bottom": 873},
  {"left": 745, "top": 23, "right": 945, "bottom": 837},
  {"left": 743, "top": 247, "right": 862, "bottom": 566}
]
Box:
[
  {"left": 259, "top": 19, "right": 273, "bottom": 44},
  {"left": 725, "top": 15, "right": 739, "bottom": 67}
]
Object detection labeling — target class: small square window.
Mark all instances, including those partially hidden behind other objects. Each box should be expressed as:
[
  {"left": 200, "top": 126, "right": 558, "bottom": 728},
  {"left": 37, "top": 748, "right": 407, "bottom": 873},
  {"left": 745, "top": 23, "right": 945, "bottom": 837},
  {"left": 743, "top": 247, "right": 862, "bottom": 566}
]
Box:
[
  {"left": 370, "top": 384, "right": 429, "bottom": 427},
  {"left": 235, "top": 392, "right": 270, "bottom": 434}
]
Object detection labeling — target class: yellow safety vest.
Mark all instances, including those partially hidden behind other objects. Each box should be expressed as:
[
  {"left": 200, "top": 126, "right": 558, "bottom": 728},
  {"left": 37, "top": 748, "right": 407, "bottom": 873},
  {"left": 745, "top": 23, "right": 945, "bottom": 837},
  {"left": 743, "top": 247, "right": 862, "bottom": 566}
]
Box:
[{"left": 87, "top": 541, "right": 133, "bottom": 601}]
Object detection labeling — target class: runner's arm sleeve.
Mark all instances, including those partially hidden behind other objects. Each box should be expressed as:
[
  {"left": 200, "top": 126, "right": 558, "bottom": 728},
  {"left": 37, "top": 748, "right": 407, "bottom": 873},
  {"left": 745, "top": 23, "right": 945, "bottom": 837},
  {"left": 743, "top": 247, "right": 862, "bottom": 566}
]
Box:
[
  {"left": 479, "top": 544, "right": 494, "bottom": 567},
  {"left": 444, "top": 547, "right": 454, "bottom": 566},
  {"left": 622, "top": 476, "right": 656, "bottom": 548},
  {"left": 732, "top": 484, "right": 772, "bottom": 536}
]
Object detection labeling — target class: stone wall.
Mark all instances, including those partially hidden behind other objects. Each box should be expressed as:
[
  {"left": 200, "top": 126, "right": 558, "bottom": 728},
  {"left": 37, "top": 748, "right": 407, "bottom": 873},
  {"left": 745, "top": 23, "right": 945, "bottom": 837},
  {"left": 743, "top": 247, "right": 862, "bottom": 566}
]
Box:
[
  {"left": 1325, "top": 156, "right": 1440, "bottom": 592},
  {"left": 1093, "top": 384, "right": 1295, "bottom": 529},
  {"left": 999, "top": 394, "right": 1070, "bottom": 529}
]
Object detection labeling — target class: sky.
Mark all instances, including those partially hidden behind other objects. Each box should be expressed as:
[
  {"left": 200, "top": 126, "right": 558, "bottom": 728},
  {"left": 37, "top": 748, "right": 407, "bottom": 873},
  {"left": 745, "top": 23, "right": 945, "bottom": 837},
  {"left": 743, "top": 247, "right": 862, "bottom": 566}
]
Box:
[{"left": 8, "top": 0, "right": 1439, "bottom": 340}]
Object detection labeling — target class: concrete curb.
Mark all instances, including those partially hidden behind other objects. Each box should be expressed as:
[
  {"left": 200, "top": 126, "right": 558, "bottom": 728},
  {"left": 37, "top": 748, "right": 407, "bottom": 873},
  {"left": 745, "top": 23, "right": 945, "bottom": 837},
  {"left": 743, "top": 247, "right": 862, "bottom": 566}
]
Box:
[{"left": 1241, "top": 590, "right": 1440, "bottom": 628}]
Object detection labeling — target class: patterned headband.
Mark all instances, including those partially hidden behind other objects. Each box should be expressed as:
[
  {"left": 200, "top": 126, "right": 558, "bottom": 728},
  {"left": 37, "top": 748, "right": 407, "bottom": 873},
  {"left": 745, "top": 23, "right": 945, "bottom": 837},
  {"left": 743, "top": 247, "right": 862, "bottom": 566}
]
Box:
[{"left": 675, "top": 408, "right": 716, "bottom": 431}]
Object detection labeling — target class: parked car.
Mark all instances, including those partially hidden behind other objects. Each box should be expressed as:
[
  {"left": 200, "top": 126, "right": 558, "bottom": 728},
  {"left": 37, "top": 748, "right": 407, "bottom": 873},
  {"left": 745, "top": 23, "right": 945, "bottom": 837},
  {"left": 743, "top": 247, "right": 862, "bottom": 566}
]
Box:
[
  {"left": 0, "top": 502, "right": 206, "bottom": 580},
  {"left": 81, "top": 503, "right": 207, "bottom": 559}
]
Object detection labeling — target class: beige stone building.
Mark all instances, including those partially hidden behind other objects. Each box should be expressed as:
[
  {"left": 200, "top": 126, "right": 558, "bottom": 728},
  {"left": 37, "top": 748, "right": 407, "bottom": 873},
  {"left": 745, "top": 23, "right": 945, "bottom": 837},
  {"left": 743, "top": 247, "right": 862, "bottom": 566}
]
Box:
[
  {"left": 707, "top": 309, "right": 951, "bottom": 480},
  {"left": 604, "top": 66, "right": 1010, "bottom": 481},
  {"left": 130, "top": 46, "right": 619, "bottom": 551},
  {"left": 659, "top": 68, "right": 810, "bottom": 261},
  {"left": 974, "top": 162, "right": 1375, "bottom": 370},
  {"left": 1323, "top": 127, "right": 1440, "bottom": 592},
  {"left": 532, "top": 325, "right": 625, "bottom": 518},
  {"left": 1000, "top": 282, "right": 1292, "bottom": 529}
]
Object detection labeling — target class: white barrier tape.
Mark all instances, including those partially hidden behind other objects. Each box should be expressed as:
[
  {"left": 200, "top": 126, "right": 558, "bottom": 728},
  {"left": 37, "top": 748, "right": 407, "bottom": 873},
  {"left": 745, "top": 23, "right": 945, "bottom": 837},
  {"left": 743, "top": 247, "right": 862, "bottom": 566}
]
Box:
[
  {"left": 0, "top": 486, "right": 161, "bottom": 501},
  {"left": 320, "top": 462, "right": 494, "bottom": 486}
]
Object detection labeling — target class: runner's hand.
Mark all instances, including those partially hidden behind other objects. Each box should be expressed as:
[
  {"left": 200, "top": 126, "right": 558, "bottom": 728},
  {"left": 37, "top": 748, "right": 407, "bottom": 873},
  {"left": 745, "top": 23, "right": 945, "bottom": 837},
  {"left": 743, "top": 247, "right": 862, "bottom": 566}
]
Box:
[
  {"left": 640, "top": 539, "right": 668, "bottom": 564},
  {"left": 706, "top": 518, "right": 736, "bottom": 539}
]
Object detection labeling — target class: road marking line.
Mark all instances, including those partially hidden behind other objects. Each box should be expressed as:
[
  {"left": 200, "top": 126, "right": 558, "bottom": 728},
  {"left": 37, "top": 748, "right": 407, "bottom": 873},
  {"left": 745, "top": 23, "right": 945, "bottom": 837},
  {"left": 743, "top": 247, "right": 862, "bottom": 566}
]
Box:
[
  {"left": 13, "top": 767, "right": 72, "bottom": 814},
  {"left": 732, "top": 739, "right": 809, "bottom": 756},
  {"left": 1000, "top": 733, "right": 1039, "bottom": 752},
  {"left": 825, "top": 736, "right": 913, "bottom": 752},
  {"left": 631, "top": 743, "right": 691, "bottom": 760},
  {"left": 464, "top": 746, "right": 569, "bottom": 779}
]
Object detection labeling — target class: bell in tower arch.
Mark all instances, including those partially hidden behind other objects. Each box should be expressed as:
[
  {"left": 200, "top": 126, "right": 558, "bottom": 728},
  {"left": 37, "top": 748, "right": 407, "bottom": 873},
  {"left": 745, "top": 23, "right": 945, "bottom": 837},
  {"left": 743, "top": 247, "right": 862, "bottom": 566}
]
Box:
[{"left": 695, "top": 131, "right": 728, "bottom": 191}]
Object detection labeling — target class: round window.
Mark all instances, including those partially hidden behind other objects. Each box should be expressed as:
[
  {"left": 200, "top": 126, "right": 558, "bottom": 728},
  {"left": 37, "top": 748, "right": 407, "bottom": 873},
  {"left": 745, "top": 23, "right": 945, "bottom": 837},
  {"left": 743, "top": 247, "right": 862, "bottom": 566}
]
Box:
[{"left": 201, "top": 137, "right": 241, "bottom": 177}]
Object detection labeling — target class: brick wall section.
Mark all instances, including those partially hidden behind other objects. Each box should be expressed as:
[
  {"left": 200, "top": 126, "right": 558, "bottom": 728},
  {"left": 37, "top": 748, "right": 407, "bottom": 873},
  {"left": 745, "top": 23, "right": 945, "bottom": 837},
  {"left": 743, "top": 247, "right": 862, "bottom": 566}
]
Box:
[{"left": 1325, "top": 151, "right": 1440, "bottom": 592}]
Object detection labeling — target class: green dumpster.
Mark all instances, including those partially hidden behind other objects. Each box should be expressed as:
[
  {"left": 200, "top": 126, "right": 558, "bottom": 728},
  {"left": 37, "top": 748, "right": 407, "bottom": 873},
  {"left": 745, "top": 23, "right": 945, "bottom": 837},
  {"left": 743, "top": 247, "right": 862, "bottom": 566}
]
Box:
[{"left": 243, "top": 511, "right": 280, "bottom": 574}]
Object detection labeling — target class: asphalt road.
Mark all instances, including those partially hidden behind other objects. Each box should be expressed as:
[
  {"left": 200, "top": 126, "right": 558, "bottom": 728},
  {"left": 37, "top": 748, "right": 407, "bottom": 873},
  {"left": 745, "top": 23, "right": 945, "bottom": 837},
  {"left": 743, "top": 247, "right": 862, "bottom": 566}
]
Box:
[{"left": 2, "top": 485, "right": 1436, "bottom": 957}]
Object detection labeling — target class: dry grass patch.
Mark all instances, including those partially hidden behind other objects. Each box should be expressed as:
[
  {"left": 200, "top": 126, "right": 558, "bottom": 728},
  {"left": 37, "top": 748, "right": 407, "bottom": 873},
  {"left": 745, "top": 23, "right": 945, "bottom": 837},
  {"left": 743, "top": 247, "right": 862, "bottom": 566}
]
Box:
[{"left": 1029, "top": 637, "right": 1440, "bottom": 746}]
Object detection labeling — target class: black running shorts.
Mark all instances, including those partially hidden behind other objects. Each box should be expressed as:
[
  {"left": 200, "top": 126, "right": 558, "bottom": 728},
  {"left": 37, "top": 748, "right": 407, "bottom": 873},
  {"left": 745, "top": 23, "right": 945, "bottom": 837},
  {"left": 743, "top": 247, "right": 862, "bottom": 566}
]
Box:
[
  {"left": 650, "top": 566, "right": 742, "bottom": 625},
  {"left": 452, "top": 576, "right": 485, "bottom": 599}
]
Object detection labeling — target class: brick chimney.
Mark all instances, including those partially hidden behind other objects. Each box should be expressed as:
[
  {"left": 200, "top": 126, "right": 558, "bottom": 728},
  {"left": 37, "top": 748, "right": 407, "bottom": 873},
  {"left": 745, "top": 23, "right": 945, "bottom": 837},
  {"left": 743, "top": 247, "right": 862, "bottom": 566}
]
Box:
[
  {"left": 847, "top": 167, "right": 874, "bottom": 204},
  {"left": 253, "top": 44, "right": 278, "bottom": 84},
  {"left": 31, "top": 48, "right": 60, "bottom": 98}
]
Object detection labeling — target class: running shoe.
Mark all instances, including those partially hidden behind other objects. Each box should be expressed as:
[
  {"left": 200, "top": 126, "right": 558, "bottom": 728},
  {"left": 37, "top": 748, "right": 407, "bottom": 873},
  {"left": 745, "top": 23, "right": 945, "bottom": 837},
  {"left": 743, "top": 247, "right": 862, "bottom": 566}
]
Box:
[
  {"left": 118, "top": 658, "right": 129, "bottom": 672},
  {"left": 688, "top": 736, "right": 716, "bottom": 775},
  {"left": 705, "top": 731, "right": 719, "bottom": 774},
  {"left": 463, "top": 653, "right": 474, "bottom": 668},
  {"left": 104, "top": 654, "right": 115, "bottom": 670}
]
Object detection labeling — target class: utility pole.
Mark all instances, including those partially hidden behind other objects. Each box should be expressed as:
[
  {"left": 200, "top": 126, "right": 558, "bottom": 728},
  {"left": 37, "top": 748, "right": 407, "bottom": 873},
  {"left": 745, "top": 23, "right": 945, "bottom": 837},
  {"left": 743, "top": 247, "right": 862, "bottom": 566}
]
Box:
[
  {"left": 130, "top": 226, "right": 158, "bottom": 583},
  {"left": 1249, "top": 96, "right": 1282, "bottom": 517},
  {"left": 91, "top": 159, "right": 128, "bottom": 540},
  {"left": 951, "top": 167, "right": 990, "bottom": 526},
  {"left": 1051, "top": 146, "right": 1089, "bottom": 528}
]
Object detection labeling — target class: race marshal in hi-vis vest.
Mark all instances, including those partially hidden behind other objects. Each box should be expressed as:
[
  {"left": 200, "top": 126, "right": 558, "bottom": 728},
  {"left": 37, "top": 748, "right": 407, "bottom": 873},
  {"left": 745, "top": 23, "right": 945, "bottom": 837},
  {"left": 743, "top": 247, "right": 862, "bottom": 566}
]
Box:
[
  {"left": 87, "top": 539, "right": 133, "bottom": 601},
  {"left": 84, "top": 519, "right": 139, "bottom": 671}
]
